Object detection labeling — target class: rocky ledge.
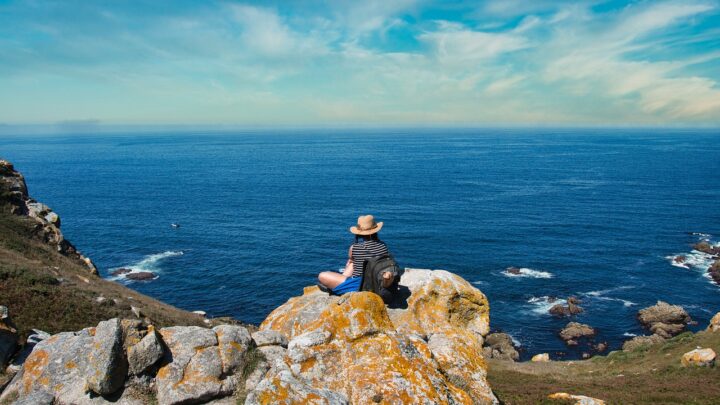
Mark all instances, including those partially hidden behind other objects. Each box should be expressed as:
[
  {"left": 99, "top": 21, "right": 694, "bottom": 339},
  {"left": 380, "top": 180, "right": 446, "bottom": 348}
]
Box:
[{"left": 0, "top": 268, "right": 498, "bottom": 404}]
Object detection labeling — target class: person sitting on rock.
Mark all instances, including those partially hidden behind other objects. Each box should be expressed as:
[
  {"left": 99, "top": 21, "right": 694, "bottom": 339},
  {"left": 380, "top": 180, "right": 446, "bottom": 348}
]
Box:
[{"left": 318, "top": 215, "right": 393, "bottom": 295}]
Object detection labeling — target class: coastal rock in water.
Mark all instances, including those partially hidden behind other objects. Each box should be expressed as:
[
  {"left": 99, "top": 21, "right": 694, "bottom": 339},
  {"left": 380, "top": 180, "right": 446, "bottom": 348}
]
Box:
[
  {"left": 708, "top": 312, "right": 720, "bottom": 332},
  {"left": 637, "top": 301, "right": 691, "bottom": 338},
  {"left": 483, "top": 332, "right": 520, "bottom": 361},
  {"left": 127, "top": 329, "right": 164, "bottom": 375},
  {"left": 559, "top": 322, "right": 595, "bottom": 346},
  {"left": 254, "top": 269, "right": 497, "bottom": 404},
  {"left": 86, "top": 318, "right": 127, "bottom": 395},
  {"left": 549, "top": 297, "right": 584, "bottom": 317},
  {"left": 506, "top": 266, "right": 522, "bottom": 275},
  {"left": 622, "top": 334, "right": 665, "bottom": 352},
  {"left": 252, "top": 330, "right": 288, "bottom": 348},
  {"left": 708, "top": 260, "right": 720, "bottom": 285},
  {"left": 125, "top": 271, "right": 157, "bottom": 281},
  {"left": 693, "top": 241, "right": 720, "bottom": 256},
  {"left": 156, "top": 326, "right": 234, "bottom": 405},
  {"left": 548, "top": 392, "right": 606, "bottom": 405},
  {"left": 531, "top": 353, "right": 550, "bottom": 362},
  {"left": 0, "top": 306, "right": 18, "bottom": 370},
  {"left": 681, "top": 348, "right": 716, "bottom": 367}
]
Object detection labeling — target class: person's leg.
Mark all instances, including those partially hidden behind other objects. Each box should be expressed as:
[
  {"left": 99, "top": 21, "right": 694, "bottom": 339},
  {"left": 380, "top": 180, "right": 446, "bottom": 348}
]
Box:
[{"left": 318, "top": 271, "right": 347, "bottom": 289}]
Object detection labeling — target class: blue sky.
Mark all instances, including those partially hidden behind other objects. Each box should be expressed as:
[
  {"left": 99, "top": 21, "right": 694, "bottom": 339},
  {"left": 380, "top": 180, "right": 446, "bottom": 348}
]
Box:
[{"left": 1, "top": 0, "right": 719, "bottom": 127}]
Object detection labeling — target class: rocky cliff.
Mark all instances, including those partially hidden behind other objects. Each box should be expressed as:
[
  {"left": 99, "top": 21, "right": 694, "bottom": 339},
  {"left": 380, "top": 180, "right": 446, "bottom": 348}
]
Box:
[{"left": 0, "top": 268, "right": 498, "bottom": 404}]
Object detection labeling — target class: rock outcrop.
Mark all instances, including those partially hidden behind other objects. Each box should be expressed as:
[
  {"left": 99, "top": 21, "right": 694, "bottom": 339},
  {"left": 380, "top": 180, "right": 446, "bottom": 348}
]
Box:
[
  {"left": 548, "top": 392, "right": 606, "bottom": 404},
  {"left": 0, "top": 319, "right": 255, "bottom": 405},
  {"left": 708, "top": 312, "right": 720, "bottom": 332},
  {"left": 681, "top": 348, "right": 716, "bottom": 367},
  {"left": 0, "top": 268, "right": 500, "bottom": 404},
  {"left": 622, "top": 334, "right": 665, "bottom": 352},
  {"left": 483, "top": 333, "right": 520, "bottom": 361},
  {"left": 549, "top": 297, "right": 584, "bottom": 317},
  {"left": 693, "top": 241, "right": 720, "bottom": 256},
  {"left": 251, "top": 268, "right": 497, "bottom": 404},
  {"left": 0, "top": 160, "right": 97, "bottom": 274},
  {"left": 531, "top": 353, "right": 550, "bottom": 362},
  {"left": 637, "top": 301, "right": 691, "bottom": 339},
  {"left": 559, "top": 322, "right": 595, "bottom": 346}
]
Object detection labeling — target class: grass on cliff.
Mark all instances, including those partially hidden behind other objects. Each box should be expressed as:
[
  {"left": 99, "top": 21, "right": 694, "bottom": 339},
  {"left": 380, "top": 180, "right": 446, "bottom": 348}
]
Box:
[
  {"left": 488, "top": 329, "right": 720, "bottom": 404},
  {"left": 0, "top": 207, "right": 208, "bottom": 339}
]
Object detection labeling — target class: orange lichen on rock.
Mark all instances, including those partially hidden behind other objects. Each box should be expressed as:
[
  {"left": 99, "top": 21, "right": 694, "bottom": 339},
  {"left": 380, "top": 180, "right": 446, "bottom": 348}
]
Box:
[{"left": 252, "top": 270, "right": 498, "bottom": 404}]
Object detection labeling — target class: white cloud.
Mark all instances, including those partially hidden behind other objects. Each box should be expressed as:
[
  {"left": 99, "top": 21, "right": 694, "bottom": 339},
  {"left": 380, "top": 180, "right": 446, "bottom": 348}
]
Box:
[{"left": 419, "top": 21, "right": 528, "bottom": 64}]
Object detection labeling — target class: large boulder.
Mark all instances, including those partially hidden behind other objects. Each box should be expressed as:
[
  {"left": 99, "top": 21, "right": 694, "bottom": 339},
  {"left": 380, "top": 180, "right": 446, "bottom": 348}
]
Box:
[
  {"left": 483, "top": 333, "right": 520, "bottom": 361},
  {"left": 6, "top": 329, "right": 51, "bottom": 374},
  {"left": 127, "top": 328, "right": 164, "bottom": 375},
  {"left": 253, "top": 269, "right": 497, "bottom": 404},
  {"left": 693, "top": 241, "right": 720, "bottom": 256},
  {"left": 637, "top": 301, "right": 691, "bottom": 338},
  {"left": 549, "top": 392, "right": 606, "bottom": 404},
  {"left": 0, "top": 327, "right": 139, "bottom": 404},
  {"left": 0, "top": 305, "right": 18, "bottom": 370},
  {"left": 156, "top": 326, "right": 239, "bottom": 405},
  {"left": 549, "top": 297, "right": 584, "bottom": 317},
  {"left": 681, "top": 348, "right": 716, "bottom": 367},
  {"left": 708, "top": 312, "right": 720, "bottom": 332},
  {"left": 86, "top": 319, "right": 127, "bottom": 395}
]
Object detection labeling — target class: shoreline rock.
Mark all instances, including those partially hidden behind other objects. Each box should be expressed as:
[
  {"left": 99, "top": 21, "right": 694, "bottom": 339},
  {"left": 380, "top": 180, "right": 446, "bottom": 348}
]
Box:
[
  {"left": 549, "top": 296, "right": 584, "bottom": 317},
  {"left": 637, "top": 301, "right": 691, "bottom": 338},
  {"left": 483, "top": 332, "right": 520, "bottom": 361},
  {"left": 559, "top": 322, "right": 595, "bottom": 346}
]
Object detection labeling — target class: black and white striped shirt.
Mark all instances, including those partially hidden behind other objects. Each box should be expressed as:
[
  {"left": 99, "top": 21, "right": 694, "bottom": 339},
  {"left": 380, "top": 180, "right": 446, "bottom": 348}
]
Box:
[{"left": 351, "top": 239, "right": 389, "bottom": 278}]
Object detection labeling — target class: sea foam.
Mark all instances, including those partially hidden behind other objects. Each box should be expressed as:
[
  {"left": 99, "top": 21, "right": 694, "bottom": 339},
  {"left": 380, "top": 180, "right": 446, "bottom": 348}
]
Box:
[{"left": 503, "top": 268, "right": 553, "bottom": 279}]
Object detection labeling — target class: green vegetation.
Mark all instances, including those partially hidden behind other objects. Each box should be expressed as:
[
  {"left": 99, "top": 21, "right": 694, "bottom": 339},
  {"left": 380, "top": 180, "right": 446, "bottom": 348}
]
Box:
[{"left": 488, "top": 328, "right": 720, "bottom": 404}]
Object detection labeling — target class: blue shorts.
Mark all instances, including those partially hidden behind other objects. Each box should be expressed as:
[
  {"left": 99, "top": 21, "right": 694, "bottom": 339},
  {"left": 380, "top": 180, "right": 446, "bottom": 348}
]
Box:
[{"left": 331, "top": 276, "right": 361, "bottom": 295}]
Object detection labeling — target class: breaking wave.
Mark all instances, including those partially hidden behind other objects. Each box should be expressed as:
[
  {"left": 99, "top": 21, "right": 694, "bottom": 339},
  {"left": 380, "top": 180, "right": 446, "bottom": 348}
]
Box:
[
  {"left": 109, "top": 250, "right": 184, "bottom": 281},
  {"left": 527, "top": 296, "right": 566, "bottom": 315},
  {"left": 503, "top": 268, "right": 553, "bottom": 279}
]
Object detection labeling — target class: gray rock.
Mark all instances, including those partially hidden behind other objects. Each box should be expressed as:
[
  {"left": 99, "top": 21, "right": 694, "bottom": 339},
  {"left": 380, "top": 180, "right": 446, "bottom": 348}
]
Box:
[
  {"left": 287, "top": 330, "right": 331, "bottom": 363},
  {"left": 257, "top": 345, "right": 287, "bottom": 366},
  {"left": 156, "top": 326, "right": 232, "bottom": 405},
  {"left": 482, "top": 332, "right": 519, "bottom": 361},
  {"left": 245, "top": 363, "right": 348, "bottom": 405},
  {"left": 622, "top": 334, "right": 665, "bottom": 351},
  {"left": 252, "top": 330, "right": 288, "bottom": 348},
  {"left": 638, "top": 301, "right": 691, "bottom": 327},
  {"left": 86, "top": 318, "right": 127, "bottom": 395},
  {"left": 0, "top": 328, "right": 94, "bottom": 404},
  {"left": 213, "top": 324, "right": 252, "bottom": 375},
  {"left": 128, "top": 330, "right": 164, "bottom": 375},
  {"left": 7, "top": 329, "right": 51, "bottom": 374},
  {"left": 559, "top": 322, "right": 595, "bottom": 346}
]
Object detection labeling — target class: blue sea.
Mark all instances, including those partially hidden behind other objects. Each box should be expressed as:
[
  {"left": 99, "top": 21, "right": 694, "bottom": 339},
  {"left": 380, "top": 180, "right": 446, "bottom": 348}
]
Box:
[{"left": 2, "top": 128, "right": 719, "bottom": 359}]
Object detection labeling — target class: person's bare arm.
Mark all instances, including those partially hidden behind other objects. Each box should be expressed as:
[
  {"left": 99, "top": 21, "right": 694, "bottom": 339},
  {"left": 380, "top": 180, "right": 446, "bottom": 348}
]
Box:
[{"left": 342, "top": 246, "right": 354, "bottom": 277}]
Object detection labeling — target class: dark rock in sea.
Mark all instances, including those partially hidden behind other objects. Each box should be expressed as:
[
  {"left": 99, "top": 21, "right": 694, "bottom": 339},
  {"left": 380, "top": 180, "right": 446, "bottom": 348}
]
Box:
[
  {"left": 111, "top": 268, "right": 132, "bottom": 276},
  {"left": 549, "top": 296, "right": 584, "bottom": 317},
  {"left": 637, "top": 301, "right": 691, "bottom": 338},
  {"left": 673, "top": 255, "right": 687, "bottom": 264},
  {"left": 594, "top": 342, "right": 608, "bottom": 353},
  {"left": 559, "top": 322, "right": 595, "bottom": 346},
  {"left": 708, "top": 260, "right": 720, "bottom": 285},
  {"left": 506, "top": 266, "right": 521, "bottom": 275},
  {"left": 482, "top": 332, "right": 520, "bottom": 361},
  {"left": 693, "top": 241, "right": 720, "bottom": 256},
  {"left": 125, "top": 272, "right": 157, "bottom": 281}
]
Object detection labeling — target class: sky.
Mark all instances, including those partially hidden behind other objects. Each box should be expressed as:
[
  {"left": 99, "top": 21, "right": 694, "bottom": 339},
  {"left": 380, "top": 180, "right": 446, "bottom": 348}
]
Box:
[{"left": 1, "top": 0, "right": 719, "bottom": 127}]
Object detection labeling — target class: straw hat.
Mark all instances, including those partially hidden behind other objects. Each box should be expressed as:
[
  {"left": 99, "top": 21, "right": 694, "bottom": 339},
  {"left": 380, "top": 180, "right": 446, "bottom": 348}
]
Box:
[{"left": 350, "top": 215, "right": 384, "bottom": 235}]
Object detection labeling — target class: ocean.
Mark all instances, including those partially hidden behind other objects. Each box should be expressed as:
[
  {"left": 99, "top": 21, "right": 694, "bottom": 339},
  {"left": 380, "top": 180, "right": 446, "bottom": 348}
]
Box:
[{"left": 2, "top": 128, "right": 719, "bottom": 359}]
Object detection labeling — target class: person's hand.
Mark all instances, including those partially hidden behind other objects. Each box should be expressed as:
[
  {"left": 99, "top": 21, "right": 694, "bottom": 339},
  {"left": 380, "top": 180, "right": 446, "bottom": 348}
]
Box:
[{"left": 381, "top": 271, "right": 393, "bottom": 288}]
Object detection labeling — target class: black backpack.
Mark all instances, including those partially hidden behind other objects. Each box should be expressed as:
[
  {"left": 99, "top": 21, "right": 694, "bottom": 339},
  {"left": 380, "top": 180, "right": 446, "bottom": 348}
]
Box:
[{"left": 360, "top": 254, "right": 403, "bottom": 304}]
